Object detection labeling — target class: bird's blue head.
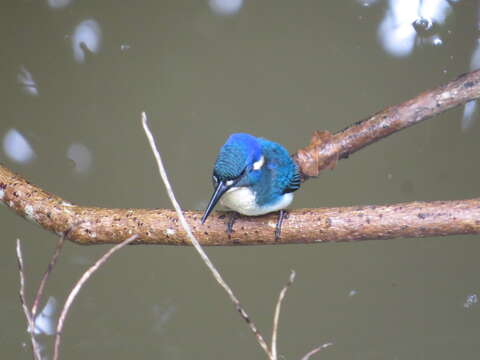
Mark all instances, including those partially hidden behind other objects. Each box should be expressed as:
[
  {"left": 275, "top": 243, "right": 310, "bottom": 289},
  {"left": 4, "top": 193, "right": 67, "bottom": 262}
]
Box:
[
  {"left": 201, "top": 133, "right": 266, "bottom": 223},
  {"left": 214, "top": 133, "right": 263, "bottom": 182}
]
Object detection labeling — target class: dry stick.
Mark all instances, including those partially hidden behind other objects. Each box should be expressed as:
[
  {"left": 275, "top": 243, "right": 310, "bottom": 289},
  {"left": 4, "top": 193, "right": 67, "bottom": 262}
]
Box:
[
  {"left": 300, "top": 343, "right": 334, "bottom": 360},
  {"left": 52, "top": 234, "right": 138, "bottom": 360},
  {"left": 31, "top": 235, "right": 65, "bottom": 318},
  {"left": 15, "top": 239, "right": 43, "bottom": 360},
  {"left": 271, "top": 270, "right": 296, "bottom": 360},
  {"left": 141, "top": 113, "right": 274, "bottom": 360}
]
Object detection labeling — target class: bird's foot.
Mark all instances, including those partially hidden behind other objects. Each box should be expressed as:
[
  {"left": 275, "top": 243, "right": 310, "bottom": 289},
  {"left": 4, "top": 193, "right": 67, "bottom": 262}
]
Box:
[
  {"left": 275, "top": 210, "right": 288, "bottom": 241},
  {"left": 226, "top": 211, "right": 238, "bottom": 238}
]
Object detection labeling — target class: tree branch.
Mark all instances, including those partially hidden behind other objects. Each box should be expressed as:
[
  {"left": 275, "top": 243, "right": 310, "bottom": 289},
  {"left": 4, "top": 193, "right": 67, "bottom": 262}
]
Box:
[
  {"left": 2, "top": 70, "right": 480, "bottom": 245},
  {"left": 293, "top": 69, "right": 480, "bottom": 178}
]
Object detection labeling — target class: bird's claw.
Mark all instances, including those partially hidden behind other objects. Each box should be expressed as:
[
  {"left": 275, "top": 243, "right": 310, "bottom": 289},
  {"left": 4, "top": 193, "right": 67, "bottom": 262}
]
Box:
[{"left": 226, "top": 212, "right": 237, "bottom": 238}]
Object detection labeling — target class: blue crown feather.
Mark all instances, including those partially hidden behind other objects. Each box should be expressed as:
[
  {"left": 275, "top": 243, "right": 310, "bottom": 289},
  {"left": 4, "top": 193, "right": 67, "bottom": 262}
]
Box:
[{"left": 214, "top": 133, "right": 262, "bottom": 180}]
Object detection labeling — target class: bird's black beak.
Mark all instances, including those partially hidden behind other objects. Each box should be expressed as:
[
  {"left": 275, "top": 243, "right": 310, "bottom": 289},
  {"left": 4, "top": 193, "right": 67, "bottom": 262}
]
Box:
[{"left": 201, "top": 181, "right": 229, "bottom": 224}]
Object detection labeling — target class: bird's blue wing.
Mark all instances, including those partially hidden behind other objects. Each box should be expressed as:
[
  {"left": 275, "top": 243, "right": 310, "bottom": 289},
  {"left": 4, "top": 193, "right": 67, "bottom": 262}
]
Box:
[{"left": 284, "top": 164, "right": 301, "bottom": 194}]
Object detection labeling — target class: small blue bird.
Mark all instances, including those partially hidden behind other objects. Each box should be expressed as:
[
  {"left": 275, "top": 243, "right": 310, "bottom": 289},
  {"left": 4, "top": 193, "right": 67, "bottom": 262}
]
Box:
[{"left": 201, "top": 133, "right": 301, "bottom": 237}]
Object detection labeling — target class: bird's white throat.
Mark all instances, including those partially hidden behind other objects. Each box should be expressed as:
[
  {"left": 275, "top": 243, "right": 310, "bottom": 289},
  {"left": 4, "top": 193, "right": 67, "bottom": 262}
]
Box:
[{"left": 220, "top": 186, "right": 294, "bottom": 216}]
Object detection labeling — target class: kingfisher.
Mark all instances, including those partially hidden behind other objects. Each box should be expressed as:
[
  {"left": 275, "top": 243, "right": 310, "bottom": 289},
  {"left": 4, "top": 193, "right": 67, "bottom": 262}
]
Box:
[{"left": 201, "top": 133, "right": 302, "bottom": 238}]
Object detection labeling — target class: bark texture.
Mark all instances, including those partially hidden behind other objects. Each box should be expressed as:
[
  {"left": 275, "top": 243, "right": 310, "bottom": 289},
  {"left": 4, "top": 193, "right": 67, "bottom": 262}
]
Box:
[{"left": 1, "top": 164, "right": 479, "bottom": 245}]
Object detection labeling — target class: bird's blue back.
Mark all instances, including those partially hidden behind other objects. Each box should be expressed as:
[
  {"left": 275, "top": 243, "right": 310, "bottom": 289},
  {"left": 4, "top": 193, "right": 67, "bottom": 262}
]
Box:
[{"left": 254, "top": 137, "right": 300, "bottom": 206}]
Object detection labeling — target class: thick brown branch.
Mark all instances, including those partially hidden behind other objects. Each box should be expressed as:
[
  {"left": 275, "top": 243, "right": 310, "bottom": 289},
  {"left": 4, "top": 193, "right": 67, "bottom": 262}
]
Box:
[
  {"left": 2, "top": 70, "right": 480, "bottom": 245},
  {"left": 1, "top": 164, "right": 479, "bottom": 245},
  {"left": 293, "top": 69, "right": 480, "bottom": 177}
]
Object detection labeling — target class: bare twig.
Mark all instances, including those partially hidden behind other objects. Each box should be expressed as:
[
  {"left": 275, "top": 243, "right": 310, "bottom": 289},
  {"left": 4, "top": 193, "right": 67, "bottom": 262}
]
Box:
[
  {"left": 141, "top": 113, "right": 273, "bottom": 359},
  {"left": 16, "top": 239, "right": 43, "bottom": 360},
  {"left": 271, "top": 270, "right": 296, "bottom": 360},
  {"left": 31, "top": 235, "right": 65, "bottom": 318},
  {"left": 52, "top": 234, "right": 138, "bottom": 360},
  {"left": 300, "top": 343, "right": 334, "bottom": 360}
]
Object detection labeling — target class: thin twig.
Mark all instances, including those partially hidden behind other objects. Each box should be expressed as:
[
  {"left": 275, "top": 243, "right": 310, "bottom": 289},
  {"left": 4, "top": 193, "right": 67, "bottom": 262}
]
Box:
[
  {"left": 271, "top": 270, "right": 296, "bottom": 360},
  {"left": 31, "top": 235, "right": 65, "bottom": 318},
  {"left": 141, "top": 112, "right": 273, "bottom": 359},
  {"left": 16, "top": 239, "right": 43, "bottom": 360},
  {"left": 52, "top": 234, "right": 138, "bottom": 360},
  {"left": 300, "top": 342, "right": 334, "bottom": 360}
]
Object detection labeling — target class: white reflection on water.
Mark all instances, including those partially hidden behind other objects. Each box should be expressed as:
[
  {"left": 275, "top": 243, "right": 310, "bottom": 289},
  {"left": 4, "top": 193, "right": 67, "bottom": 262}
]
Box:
[
  {"left": 3, "top": 129, "right": 35, "bottom": 164},
  {"left": 356, "top": 0, "right": 379, "bottom": 7},
  {"left": 47, "top": 0, "right": 73, "bottom": 9},
  {"left": 72, "top": 19, "right": 102, "bottom": 63},
  {"left": 463, "top": 293, "right": 478, "bottom": 309},
  {"left": 152, "top": 303, "right": 176, "bottom": 335},
  {"left": 377, "top": 0, "right": 454, "bottom": 57},
  {"left": 348, "top": 289, "right": 358, "bottom": 297},
  {"left": 462, "top": 39, "right": 480, "bottom": 130},
  {"left": 17, "top": 66, "right": 39, "bottom": 96},
  {"left": 32, "top": 296, "right": 58, "bottom": 336},
  {"left": 461, "top": 100, "right": 477, "bottom": 131},
  {"left": 208, "top": 0, "right": 243, "bottom": 16},
  {"left": 67, "top": 143, "right": 93, "bottom": 173},
  {"left": 431, "top": 35, "right": 442, "bottom": 46}
]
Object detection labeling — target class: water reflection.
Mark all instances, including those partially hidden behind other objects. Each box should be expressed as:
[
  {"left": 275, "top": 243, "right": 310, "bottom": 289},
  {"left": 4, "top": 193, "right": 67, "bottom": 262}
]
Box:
[
  {"left": 463, "top": 293, "right": 478, "bottom": 309},
  {"left": 348, "top": 289, "right": 358, "bottom": 297},
  {"left": 72, "top": 19, "right": 102, "bottom": 63},
  {"left": 120, "top": 43, "right": 131, "bottom": 52},
  {"left": 462, "top": 39, "right": 480, "bottom": 130},
  {"left": 208, "top": 0, "right": 243, "bottom": 16},
  {"left": 67, "top": 143, "right": 93, "bottom": 173},
  {"left": 461, "top": 100, "right": 477, "bottom": 131},
  {"left": 3, "top": 129, "right": 35, "bottom": 164},
  {"left": 47, "top": 0, "right": 73, "bottom": 9},
  {"left": 377, "top": 0, "right": 455, "bottom": 57},
  {"left": 17, "top": 66, "right": 39, "bottom": 97},
  {"left": 356, "top": 0, "right": 379, "bottom": 7},
  {"left": 32, "top": 296, "right": 58, "bottom": 336},
  {"left": 152, "top": 303, "right": 176, "bottom": 335},
  {"left": 370, "top": 0, "right": 477, "bottom": 128}
]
